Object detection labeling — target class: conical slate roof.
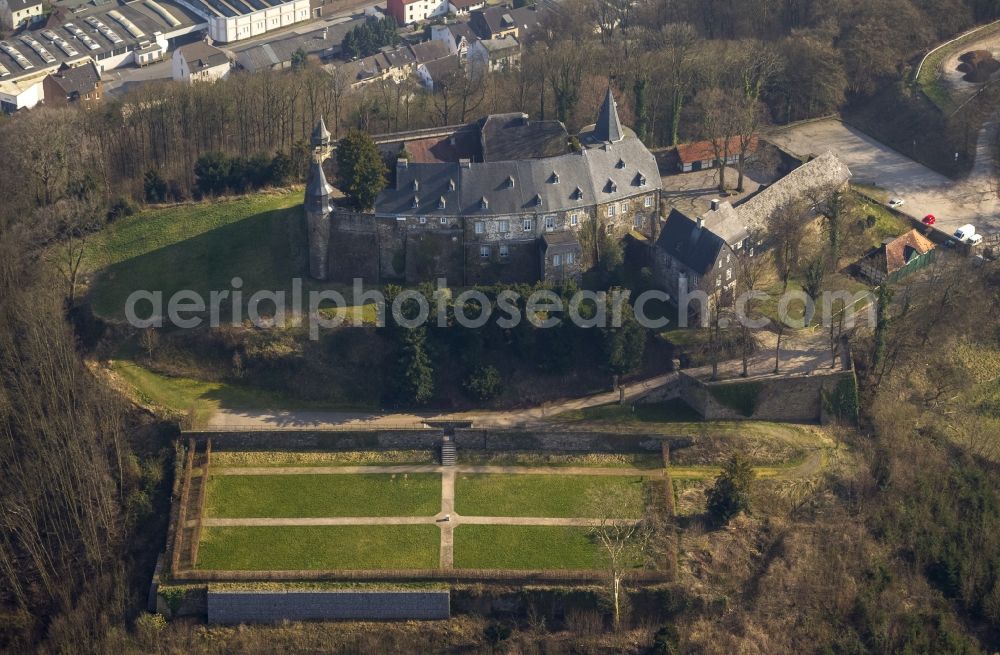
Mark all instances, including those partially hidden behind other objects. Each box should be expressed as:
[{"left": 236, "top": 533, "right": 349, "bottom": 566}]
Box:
[
  {"left": 306, "top": 159, "right": 333, "bottom": 197},
  {"left": 311, "top": 117, "right": 331, "bottom": 146},
  {"left": 593, "top": 86, "right": 624, "bottom": 143}
]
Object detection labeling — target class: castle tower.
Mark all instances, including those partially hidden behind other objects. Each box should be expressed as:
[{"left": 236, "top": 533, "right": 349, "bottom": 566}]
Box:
[
  {"left": 305, "top": 145, "right": 333, "bottom": 281},
  {"left": 311, "top": 115, "right": 332, "bottom": 160},
  {"left": 593, "top": 86, "right": 624, "bottom": 143}
]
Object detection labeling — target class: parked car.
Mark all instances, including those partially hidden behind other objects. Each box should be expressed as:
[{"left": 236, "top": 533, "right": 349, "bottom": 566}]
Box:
[
  {"left": 954, "top": 224, "right": 977, "bottom": 241},
  {"left": 968, "top": 234, "right": 983, "bottom": 246},
  {"left": 888, "top": 198, "right": 905, "bottom": 208},
  {"left": 922, "top": 214, "right": 936, "bottom": 225}
]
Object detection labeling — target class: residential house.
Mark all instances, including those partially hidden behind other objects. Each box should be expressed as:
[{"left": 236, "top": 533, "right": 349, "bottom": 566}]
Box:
[
  {"left": 676, "top": 136, "right": 758, "bottom": 172},
  {"left": 387, "top": 0, "right": 449, "bottom": 25},
  {"left": 448, "top": 0, "right": 485, "bottom": 16},
  {"left": 857, "top": 229, "right": 936, "bottom": 284},
  {"left": 653, "top": 201, "right": 750, "bottom": 323},
  {"left": 0, "top": 0, "right": 43, "bottom": 31},
  {"left": 42, "top": 61, "right": 103, "bottom": 107},
  {"left": 469, "top": 3, "right": 546, "bottom": 40},
  {"left": 172, "top": 41, "right": 230, "bottom": 84},
  {"left": 467, "top": 35, "right": 519, "bottom": 74},
  {"left": 417, "top": 52, "right": 460, "bottom": 90},
  {"left": 430, "top": 21, "right": 477, "bottom": 59}
]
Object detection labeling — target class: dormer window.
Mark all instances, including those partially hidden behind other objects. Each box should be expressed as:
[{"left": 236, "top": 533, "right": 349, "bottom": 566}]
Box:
[
  {"left": 412, "top": 179, "right": 419, "bottom": 191},
  {"left": 448, "top": 178, "right": 456, "bottom": 191},
  {"left": 533, "top": 194, "right": 542, "bottom": 207},
  {"left": 549, "top": 171, "right": 560, "bottom": 184},
  {"left": 481, "top": 196, "right": 489, "bottom": 209},
  {"left": 635, "top": 173, "right": 647, "bottom": 186},
  {"left": 616, "top": 158, "right": 625, "bottom": 169},
  {"left": 412, "top": 196, "right": 419, "bottom": 209},
  {"left": 605, "top": 179, "right": 617, "bottom": 193},
  {"left": 572, "top": 187, "right": 583, "bottom": 200},
  {"left": 438, "top": 196, "right": 446, "bottom": 210},
  {"left": 506, "top": 175, "right": 515, "bottom": 188}
]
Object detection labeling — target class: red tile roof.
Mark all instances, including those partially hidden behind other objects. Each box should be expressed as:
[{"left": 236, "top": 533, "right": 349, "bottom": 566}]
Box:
[
  {"left": 884, "top": 229, "right": 936, "bottom": 274},
  {"left": 676, "top": 136, "right": 758, "bottom": 164}
]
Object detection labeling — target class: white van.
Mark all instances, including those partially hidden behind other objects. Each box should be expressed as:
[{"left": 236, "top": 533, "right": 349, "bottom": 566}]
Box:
[
  {"left": 968, "top": 234, "right": 983, "bottom": 246},
  {"left": 954, "top": 224, "right": 977, "bottom": 241}
]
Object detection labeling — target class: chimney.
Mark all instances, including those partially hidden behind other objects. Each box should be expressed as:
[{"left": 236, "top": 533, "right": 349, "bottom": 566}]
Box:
[
  {"left": 396, "top": 158, "right": 408, "bottom": 190},
  {"left": 710, "top": 198, "right": 720, "bottom": 211},
  {"left": 696, "top": 217, "right": 704, "bottom": 229}
]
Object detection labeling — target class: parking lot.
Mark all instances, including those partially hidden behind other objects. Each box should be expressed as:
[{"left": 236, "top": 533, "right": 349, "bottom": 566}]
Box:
[{"left": 766, "top": 118, "right": 999, "bottom": 238}]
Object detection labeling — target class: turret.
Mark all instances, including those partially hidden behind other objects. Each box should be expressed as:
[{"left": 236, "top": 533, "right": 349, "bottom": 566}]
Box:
[
  {"left": 594, "top": 86, "right": 624, "bottom": 144},
  {"left": 305, "top": 159, "right": 333, "bottom": 280}
]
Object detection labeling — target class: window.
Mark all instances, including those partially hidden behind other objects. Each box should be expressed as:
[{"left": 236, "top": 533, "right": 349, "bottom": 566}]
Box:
[
  {"left": 440, "top": 217, "right": 448, "bottom": 225},
  {"left": 499, "top": 219, "right": 509, "bottom": 233},
  {"left": 566, "top": 252, "right": 575, "bottom": 265},
  {"left": 523, "top": 218, "right": 533, "bottom": 231},
  {"left": 620, "top": 202, "right": 628, "bottom": 214},
  {"left": 716, "top": 276, "right": 722, "bottom": 287},
  {"left": 634, "top": 215, "right": 643, "bottom": 228},
  {"left": 499, "top": 244, "right": 509, "bottom": 258},
  {"left": 419, "top": 217, "right": 427, "bottom": 224},
  {"left": 570, "top": 213, "right": 579, "bottom": 226},
  {"left": 544, "top": 215, "right": 556, "bottom": 230},
  {"left": 726, "top": 268, "right": 732, "bottom": 281},
  {"left": 553, "top": 254, "right": 561, "bottom": 266},
  {"left": 480, "top": 245, "right": 491, "bottom": 258},
  {"left": 608, "top": 204, "right": 616, "bottom": 217},
  {"left": 644, "top": 196, "right": 653, "bottom": 208},
  {"left": 475, "top": 221, "right": 485, "bottom": 234},
  {"left": 735, "top": 239, "right": 743, "bottom": 249}
]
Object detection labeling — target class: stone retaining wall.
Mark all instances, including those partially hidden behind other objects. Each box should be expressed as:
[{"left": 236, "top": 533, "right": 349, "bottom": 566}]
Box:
[
  {"left": 188, "top": 429, "right": 442, "bottom": 450},
  {"left": 453, "top": 429, "right": 665, "bottom": 452},
  {"left": 207, "top": 590, "right": 450, "bottom": 624}
]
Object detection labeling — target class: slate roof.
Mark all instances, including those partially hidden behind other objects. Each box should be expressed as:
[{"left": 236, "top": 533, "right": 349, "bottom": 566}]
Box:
[
  {"left": 699, "top": 201, "right": 748, "bottom": 245},
  {"left": 177, "top": 41, "right": 228, "bottom": 69},
  {"left": 470, "top": 3, "right": 546, "bottom": 39},
  {"left": 306, "top": 159, "right": 333, "bottom": 198},
  {"left": 593, "top": 87, "right": 623, "bottom": 143},
  {"left": 655, "top": 209, "right": 726, "bottom": 276},
  {"left": 478, "top": 35, "right": 519, "bottom": 56},
  {"left": 9, "top": 0, "right": 43, "bottom": 10},
  {"left": 46, "top": 61, "right": 100, "bottom": 97},
  {"left": 447, "top": 21, "right": 477, "bottom": 47},
  {"left": 480, "top": 113, "right": 568, "bottom": 162},
  {"left": 419, "top": 53, "right": 460, "bottom": 84},
  {"left": 234, "top": 19, "right": 362, "bottom": 72},
  {"left": 736, "top": 151, "right": 851, "bottom": 230},
  {"left": 377, "top": 133, "right": 659, "bottom": 217},
  {"left": 450, "top": 0, "right": 483, "bottom": 8},
  {"left": 409, "top": 39, "right": 449, "bottom": 64}
]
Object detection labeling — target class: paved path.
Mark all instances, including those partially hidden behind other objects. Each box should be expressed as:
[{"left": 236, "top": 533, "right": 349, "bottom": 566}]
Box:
[
  {"left": 765, "top": 118, "right": 1000, "bottom": 238},
  {"left": 202, "top": 515, "right": 638, "bottom": 528},
  {"left": 439, "top": 470, "right": 455, "bottom": 569},
  {"left": 205, "top": 372, "right": 678, "bottom": 431},
  {"left": 212, "top": 465, "right": 664, "bottom": 476}
]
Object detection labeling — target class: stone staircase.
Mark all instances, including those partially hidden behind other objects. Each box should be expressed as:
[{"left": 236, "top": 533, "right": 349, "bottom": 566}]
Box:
[{"left": 440, "top": 436, "right": 456, "bottom": 466}]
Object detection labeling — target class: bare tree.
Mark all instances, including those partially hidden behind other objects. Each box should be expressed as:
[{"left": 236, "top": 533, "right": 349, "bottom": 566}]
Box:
[
  {"left": 767, "top": 199, "right": 812, "bottom": 291},
  {"left": 41, "top": 198, "right": 104, "bottom": 305},
  {"left": 587, "top": 486, "right": 654, "bottom": 630},
  {"left": 694, "top": 88, "right": 741, "bottom": 193}
]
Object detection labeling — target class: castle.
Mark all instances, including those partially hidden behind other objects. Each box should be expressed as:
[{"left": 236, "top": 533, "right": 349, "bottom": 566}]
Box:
[{"left": 305, "top": 89, "right": 663, "bottom": 286}]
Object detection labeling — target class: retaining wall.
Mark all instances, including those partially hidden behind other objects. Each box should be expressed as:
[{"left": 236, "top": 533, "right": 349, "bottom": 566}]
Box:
[
  {"left": 188, "top": 429, "right": 442, "bottom": 450},
  {"left": 452, "top": 429, "right": 666, "bottom": 452},
  {"left": 207, "top": 590, "right": 450, "bottom": 624}
]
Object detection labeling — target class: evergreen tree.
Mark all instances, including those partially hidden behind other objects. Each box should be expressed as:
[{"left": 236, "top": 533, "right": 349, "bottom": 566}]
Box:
[
  {"left": 193, "top": 152, "right": 231, "bottom": 196},
  {"left": 336, "top": 130, "right": 387, "bottom": 210},
  {"left": 397, "top": 327, "right": 434, "bottom": 405},
  {"left": 706, "top": 453, "right": 755, "bottom": 525}
]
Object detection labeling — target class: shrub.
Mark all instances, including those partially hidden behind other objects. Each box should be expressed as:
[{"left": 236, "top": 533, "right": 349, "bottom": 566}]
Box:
[
  {"left": 464, "top": 365, "right": 503, "bottom": 401},
  {"left": 107, "top": 196, "right": 136, "bottom": 222},
  {"left": 143, "top": 169, "right": 169, "bottom": 203},
  {"left": 194, "top": 152, "right": 231, "bottom": 196}
]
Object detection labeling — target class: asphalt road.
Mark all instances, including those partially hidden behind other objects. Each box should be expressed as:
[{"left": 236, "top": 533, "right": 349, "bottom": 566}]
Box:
[{"left": 766, "top": 118, "right": 999, "bottom": 238}]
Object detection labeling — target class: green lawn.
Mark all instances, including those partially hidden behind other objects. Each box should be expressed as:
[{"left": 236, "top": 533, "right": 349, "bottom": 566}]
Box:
[
  {"left": 197, "top": 525, "right": 440, "bottom": 570},
  {"left": 111, "top": 359, "right": 358, "bottom": 427},
  {"left": 205, "top": 473, "right": 441, "bottom": 518},
  {"left": 83, "top": 191, "right": 309, "bottom": 318},
  {"left": 455, "top": 474, "right": 646, "bottom": 518},
  {"left": 453, "top": 525, "right": 603, "bottom": 570}
]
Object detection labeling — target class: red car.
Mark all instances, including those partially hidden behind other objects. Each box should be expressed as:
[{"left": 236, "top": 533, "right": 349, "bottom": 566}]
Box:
[{"left": 922, "top": 214, "right": 936, "bottom": 226}]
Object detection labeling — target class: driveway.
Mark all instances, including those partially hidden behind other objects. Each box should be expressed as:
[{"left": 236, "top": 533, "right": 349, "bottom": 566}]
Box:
[{"left": 765, "top": 118, "right": 999, "bottom": 237}]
